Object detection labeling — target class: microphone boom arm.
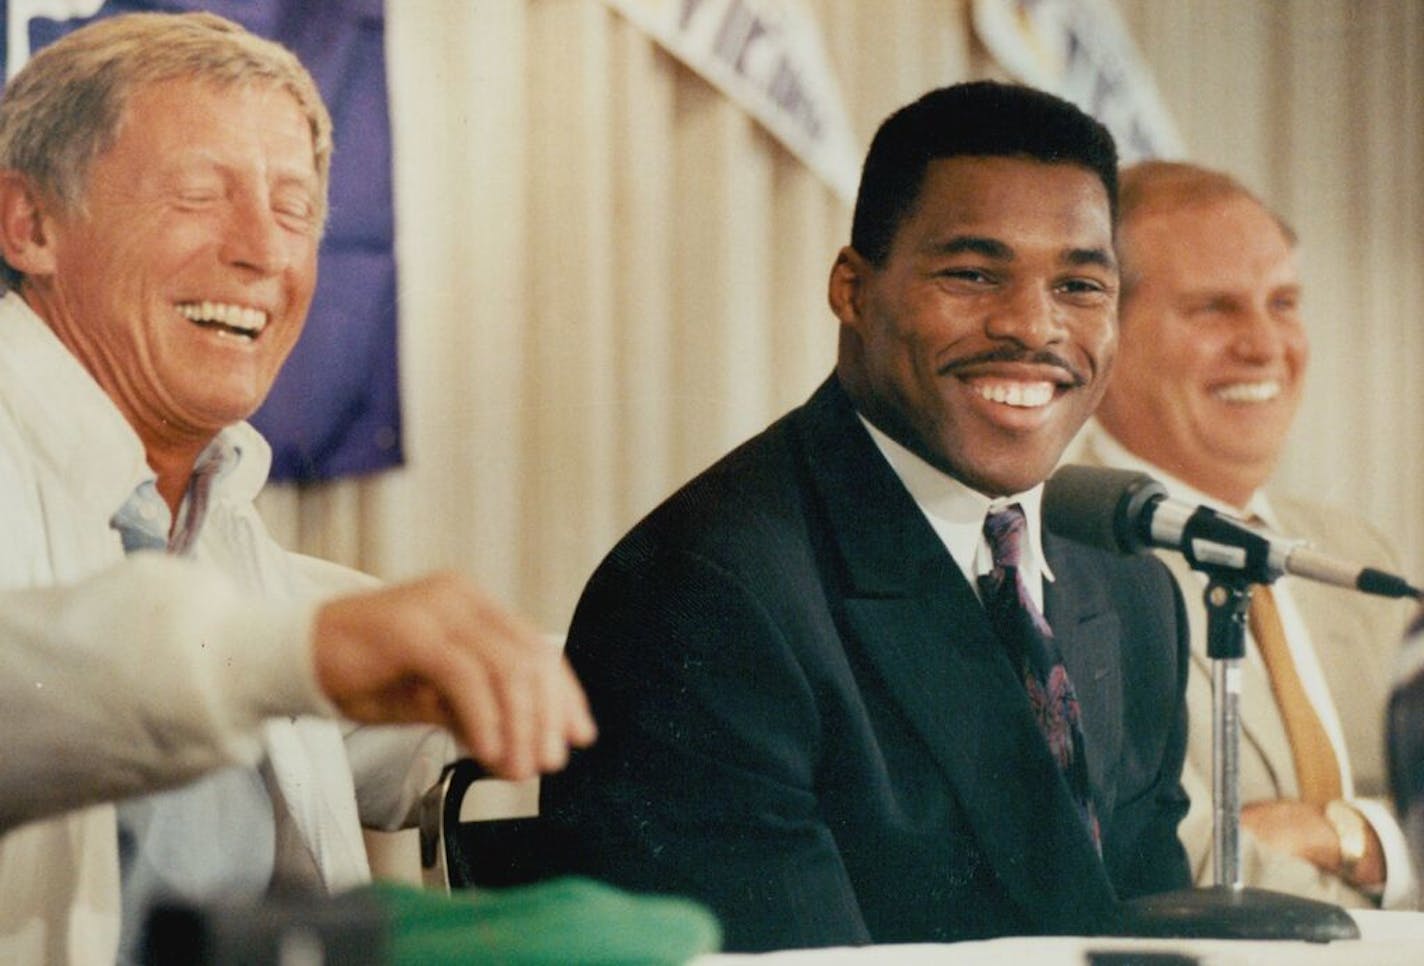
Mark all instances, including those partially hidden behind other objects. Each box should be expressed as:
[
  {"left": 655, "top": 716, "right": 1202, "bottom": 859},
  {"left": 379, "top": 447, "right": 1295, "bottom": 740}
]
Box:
[{"left": 1148, "top": 503, "right": 1296, "bottom": 586}]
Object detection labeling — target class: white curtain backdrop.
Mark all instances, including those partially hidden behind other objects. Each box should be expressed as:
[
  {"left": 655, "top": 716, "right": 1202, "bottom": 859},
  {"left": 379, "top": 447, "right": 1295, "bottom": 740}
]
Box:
[{"left": 257, "top": 0, "right": 1424, "bottom": 633}]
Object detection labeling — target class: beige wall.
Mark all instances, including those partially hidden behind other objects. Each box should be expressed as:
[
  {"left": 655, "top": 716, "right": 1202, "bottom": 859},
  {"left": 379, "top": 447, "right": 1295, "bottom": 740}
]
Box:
[{"left": 258, "top": 0, "right": 1424, "bottom": 632}]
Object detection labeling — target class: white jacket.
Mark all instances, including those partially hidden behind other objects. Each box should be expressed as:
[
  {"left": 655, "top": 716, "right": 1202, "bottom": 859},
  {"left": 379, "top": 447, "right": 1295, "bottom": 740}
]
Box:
[{"left": 0, "top": 294, "right": 450, "bottom": 964}]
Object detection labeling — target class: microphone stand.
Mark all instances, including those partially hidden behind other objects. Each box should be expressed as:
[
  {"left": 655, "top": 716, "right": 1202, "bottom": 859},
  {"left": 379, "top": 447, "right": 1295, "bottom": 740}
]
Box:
[
  {"left": 1205, "top": 574, "right": 1250, "bottom": 886},
  {"left": 1119, "top": 569, "right": 1360, "bottom": 942}
]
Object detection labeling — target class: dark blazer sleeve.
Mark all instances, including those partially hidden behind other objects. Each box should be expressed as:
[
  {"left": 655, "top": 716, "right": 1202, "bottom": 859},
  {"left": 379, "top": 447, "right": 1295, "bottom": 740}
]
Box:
[
  {"left": 542, "top": 539, "right": 871, "bottom": 952},
  {"left": 1101, "top": 553, "right": 1193, "bottom": 898}
]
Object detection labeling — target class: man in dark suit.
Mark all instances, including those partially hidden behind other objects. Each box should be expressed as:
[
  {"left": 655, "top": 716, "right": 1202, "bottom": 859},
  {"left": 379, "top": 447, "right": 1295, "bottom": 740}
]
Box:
[{"left": 541, "top": 81, "right": 1192, "bottom": 951}]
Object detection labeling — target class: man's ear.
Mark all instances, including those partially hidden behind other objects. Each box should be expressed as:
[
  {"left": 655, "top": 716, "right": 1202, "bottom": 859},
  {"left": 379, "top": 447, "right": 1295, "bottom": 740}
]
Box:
[
  {"left": 827, "top": 245, "right": 869, "bottom": 331},
  {"left": 0, "top": 171, "right": 58, "bottom": 278}
]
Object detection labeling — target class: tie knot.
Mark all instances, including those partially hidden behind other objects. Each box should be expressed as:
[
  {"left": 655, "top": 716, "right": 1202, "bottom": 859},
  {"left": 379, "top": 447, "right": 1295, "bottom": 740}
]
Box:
[{"left": 983, "top": 504, "right": 1028, "bottom": 569}]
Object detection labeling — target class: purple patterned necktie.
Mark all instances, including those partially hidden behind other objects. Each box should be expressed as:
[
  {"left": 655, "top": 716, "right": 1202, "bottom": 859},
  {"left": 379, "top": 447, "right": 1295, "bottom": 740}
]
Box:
[{"left": 978, "top": 504, "right": 1101, "bottom": 851}]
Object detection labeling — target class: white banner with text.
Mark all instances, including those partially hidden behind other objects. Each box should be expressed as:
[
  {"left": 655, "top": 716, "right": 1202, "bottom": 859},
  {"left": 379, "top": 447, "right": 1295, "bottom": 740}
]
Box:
[
  {"left": 601, "top": 0, "right": 861, "bottom": 203},
  {"left": 972, "top": 0, "right": 1184, "bottom": 161}
]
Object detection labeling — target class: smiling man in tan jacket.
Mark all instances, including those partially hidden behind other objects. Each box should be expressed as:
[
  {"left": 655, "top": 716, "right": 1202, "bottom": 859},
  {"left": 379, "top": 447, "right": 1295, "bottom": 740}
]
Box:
[{"left": 1074, "top": 159, "right": 1417, "bottom": 908}]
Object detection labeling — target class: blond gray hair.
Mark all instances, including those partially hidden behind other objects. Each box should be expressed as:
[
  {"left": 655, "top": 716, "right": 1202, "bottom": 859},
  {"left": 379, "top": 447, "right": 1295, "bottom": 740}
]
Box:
[{"left": 1117, "top": 160, "right": 1296, "bottom": 301}]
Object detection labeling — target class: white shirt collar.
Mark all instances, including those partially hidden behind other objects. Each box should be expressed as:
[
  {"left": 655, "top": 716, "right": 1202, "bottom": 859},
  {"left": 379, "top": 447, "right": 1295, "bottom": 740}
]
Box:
[{"left": 857, "top": 414, "right": 1055, "bottom": 608}]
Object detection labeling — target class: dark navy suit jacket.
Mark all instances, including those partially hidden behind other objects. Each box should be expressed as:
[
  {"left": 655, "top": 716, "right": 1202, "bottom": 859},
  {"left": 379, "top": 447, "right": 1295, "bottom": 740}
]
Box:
[{"left": 542, "top": 376, "right": 1191, "bottom": 951}]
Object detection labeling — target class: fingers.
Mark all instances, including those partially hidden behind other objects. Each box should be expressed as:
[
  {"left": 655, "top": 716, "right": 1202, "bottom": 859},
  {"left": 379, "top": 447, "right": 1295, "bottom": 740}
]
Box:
[
  {"left": 559, "top": 658, "right": 598, "bottom": 748},
  {"left": 311, "top": 573, "right": 596, "bottom": 780},
  {"left": 449, "top": 588, "right": 597, "bottom": 779},
  {"left": 447, "top": 583, "right": 545, "bottom": 778},
  {"left": 431, "top": 645, "right": 506, "bottom": 768}
]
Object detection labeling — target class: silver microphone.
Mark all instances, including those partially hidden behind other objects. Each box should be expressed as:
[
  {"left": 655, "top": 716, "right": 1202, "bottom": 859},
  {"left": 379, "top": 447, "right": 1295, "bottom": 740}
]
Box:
[{"left": 1043, "top": 464, "right": 1422, "bottom": 599}]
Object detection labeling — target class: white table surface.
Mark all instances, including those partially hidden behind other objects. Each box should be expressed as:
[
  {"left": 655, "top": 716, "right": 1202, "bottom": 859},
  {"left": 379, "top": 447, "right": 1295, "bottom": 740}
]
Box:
[{"left": 694, "top": 910, "right": 1424, "bottom": 965}]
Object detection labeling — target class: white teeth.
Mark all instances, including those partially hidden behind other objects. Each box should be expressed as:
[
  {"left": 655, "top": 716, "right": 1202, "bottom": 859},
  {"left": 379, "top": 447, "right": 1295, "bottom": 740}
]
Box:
[
  {"left": 177, "top": 301, "right": 268, "bottom": 335},
  {"left": 1213, "top": 381, "right": 1281, "bottom": 403},
  {"left": 974, "top": 382, "right": 1054, "bottom": 408}
]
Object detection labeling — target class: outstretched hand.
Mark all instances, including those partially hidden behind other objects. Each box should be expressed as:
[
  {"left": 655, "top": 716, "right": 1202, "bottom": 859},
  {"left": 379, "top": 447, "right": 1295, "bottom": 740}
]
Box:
[{"left": 311, "top": 572, "right": 596, "bottom": 780}]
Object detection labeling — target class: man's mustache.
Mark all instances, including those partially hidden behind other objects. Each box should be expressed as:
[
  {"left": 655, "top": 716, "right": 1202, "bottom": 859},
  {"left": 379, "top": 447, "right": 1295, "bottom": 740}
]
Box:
[{"left": 938, "top": 346, "right": 1088, "bottom": 386}]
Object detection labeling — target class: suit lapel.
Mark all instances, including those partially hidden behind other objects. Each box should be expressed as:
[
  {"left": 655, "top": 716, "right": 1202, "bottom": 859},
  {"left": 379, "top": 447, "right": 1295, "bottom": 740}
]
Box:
[
  {"left": 264, "top": 717, "right": 371, "bottom": 891},
  {"left": 792, "top": 378, "right": 1118, "bottom": 929}
]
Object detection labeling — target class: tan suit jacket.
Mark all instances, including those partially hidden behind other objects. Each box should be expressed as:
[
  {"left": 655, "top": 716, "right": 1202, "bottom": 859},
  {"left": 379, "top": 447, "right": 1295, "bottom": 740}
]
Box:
[{"left": 1072, "top": 432, "right": 1414, "bottom": 906}]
